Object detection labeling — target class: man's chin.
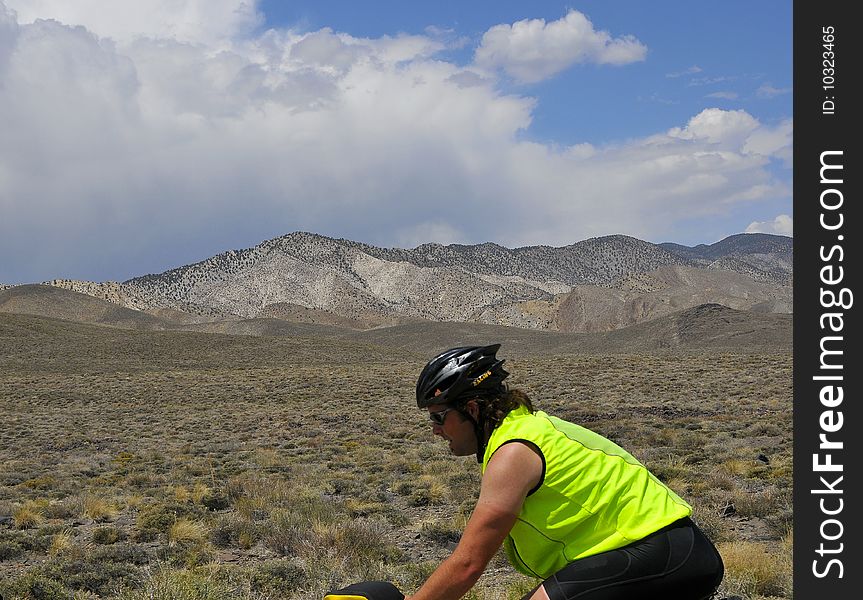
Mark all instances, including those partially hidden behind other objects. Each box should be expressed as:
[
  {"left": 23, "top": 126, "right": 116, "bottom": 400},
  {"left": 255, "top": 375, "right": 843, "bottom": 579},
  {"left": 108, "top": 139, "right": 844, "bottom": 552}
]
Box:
[{"left": 447, "top": 442, "right": 472, "bottom": 457}]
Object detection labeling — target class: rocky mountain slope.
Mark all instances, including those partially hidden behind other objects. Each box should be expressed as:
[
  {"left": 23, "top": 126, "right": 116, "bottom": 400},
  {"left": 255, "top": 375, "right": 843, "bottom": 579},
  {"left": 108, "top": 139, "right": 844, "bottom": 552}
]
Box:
[
  {"left": 659, "top": 233, "right": 793, "bottom": 284},
  {"left": 29, "top": 232, "right": 791, "bottom": 332}
]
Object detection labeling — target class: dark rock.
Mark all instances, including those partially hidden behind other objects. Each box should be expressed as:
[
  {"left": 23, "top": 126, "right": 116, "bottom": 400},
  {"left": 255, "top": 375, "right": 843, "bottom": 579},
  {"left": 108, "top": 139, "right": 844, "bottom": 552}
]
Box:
[{"left": 719, "top": 502, "right": 736, "bottom": 517}]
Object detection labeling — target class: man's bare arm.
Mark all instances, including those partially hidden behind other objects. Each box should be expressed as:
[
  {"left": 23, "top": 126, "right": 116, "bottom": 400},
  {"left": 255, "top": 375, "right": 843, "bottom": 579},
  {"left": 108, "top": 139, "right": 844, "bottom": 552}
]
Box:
[{"left": 407, "top": 442, "right": 543, "bottom": 600}]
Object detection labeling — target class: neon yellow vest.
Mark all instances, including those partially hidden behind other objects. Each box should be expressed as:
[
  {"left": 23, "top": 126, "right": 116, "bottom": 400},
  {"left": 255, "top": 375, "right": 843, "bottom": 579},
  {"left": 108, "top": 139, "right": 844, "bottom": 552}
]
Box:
[{"left": 481, "top": 407, "right": 692, "bottom": 579}]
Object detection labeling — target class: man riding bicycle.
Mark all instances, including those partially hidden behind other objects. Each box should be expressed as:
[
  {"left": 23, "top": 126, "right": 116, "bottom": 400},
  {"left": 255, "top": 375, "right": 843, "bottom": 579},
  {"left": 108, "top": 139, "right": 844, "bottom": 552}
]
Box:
[{"left": 328, "top": 344, "right": 723, "bottom": 600}]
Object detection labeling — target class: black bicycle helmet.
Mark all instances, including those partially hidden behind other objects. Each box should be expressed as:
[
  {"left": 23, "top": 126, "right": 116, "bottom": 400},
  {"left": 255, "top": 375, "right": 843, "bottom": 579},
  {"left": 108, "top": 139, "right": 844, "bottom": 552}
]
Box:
[{"left": 416, "top": 344, "right": 509, "bottom": 408}]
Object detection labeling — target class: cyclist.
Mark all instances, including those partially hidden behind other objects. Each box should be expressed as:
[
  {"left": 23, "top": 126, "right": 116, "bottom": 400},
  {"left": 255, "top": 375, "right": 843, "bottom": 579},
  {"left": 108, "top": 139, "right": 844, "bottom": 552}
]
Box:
[{"left": 405, "top": 344, "right": 724, "bottom": 600}]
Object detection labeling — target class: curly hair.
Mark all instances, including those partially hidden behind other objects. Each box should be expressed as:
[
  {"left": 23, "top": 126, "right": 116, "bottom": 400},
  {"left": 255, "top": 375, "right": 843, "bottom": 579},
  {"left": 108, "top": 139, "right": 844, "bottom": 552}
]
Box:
[{"left": 455, "top": 384, "right": 534, "bottom": 435}]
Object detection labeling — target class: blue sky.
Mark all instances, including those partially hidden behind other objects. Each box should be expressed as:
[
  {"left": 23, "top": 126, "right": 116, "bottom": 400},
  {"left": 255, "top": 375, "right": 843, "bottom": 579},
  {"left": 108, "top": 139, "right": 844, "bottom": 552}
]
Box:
[
  {"left": 259, "top": 0, "right": 792, "bottom": 143},
  {"left": 0, "top": 1, "right": 792, "bottom": 284}
]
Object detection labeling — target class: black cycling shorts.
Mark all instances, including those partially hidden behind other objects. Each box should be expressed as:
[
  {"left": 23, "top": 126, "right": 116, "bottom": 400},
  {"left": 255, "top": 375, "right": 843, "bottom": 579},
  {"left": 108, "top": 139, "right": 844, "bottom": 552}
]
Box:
[{"left": 521, "top": 517, "right": 724, "bottom": 600}]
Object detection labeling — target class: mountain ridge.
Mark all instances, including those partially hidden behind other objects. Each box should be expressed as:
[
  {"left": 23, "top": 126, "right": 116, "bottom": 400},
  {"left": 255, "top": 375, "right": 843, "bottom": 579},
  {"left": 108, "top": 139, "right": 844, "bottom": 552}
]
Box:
[{"left": 13, "top": 231, "right": 791, "bottom": 333}]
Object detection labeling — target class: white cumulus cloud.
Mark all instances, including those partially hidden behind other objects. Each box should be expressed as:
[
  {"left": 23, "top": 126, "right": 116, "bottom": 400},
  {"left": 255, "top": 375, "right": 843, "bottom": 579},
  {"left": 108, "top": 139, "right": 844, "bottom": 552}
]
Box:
[
  {"left": 0, "top": 2, "right": 791, "bottom": 284},
  {"left": 746, "top": 215, "right": 792, "bottom": 236},
  {"left": 743, "top": 119, "right": 793, "bottom": 166},
  {"left": 4, "top": 0, "right": 262, "bottom": 46},
  {"left": 474, "top": 9, "right": 646, "bottom": 84},
  {"left": 668, "top": 108, "right": 760, "bottom": 147}
]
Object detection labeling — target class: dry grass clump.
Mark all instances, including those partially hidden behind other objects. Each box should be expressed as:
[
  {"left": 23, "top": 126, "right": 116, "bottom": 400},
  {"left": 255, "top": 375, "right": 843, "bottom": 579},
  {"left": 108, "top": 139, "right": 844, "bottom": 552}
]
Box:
[
  {"left": 732, "top": 488, "right": 787, "bottom": 519},
  {"left": 168, "top": 519, "right": 209, "bottom": 548},
  {"left": 48, "top": 529, "right": 77, "bottom": 556},
  {"left": 718, "top": 536, "right": 792, "bottom": 598},
  {"left": 80, "top": 494, "right": 119, "bottom": 523},
  {"left": 419, "top": 517, "right": 463, "bottom": 547},
  {"left": 308, "top": 516, "right": 403, "bottom": 572},
  {"left": 13, "top": 501, "right": 45, "bottom": 529},
  {"left": 413, "top": 475, "right": 452, "bottom": 506}
]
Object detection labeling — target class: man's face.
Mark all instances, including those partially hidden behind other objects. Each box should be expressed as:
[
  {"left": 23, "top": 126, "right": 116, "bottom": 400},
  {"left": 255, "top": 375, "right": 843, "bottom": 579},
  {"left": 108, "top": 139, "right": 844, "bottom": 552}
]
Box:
[{"left": 427, "top": 402, "right": 478, "bottom": 457}]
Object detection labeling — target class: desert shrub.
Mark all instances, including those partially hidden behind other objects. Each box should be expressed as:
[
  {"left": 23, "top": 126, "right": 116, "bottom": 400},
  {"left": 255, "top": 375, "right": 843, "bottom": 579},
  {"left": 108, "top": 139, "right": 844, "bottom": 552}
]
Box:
[
  {"left": 765, "top": 504, "right": 794, "bottom": 539},
  {"left": 419, "top": 519, "right": 462, "bottom": 547},
  {"left": 0, "top": 538, "right": 24, "bottom": 560},
  {"left": 133, "top": 508, "right": 174, "bottom": 542},
  {"left": 225, "top": 474, "right": 295, "bottom": 508},
  {"left": 1, "top": 571, "right": 69, "bottom": 600},
  {"left": 446, "top": 470, "right": 480, "bottom": 504},
  {"left": 250, "top": 559, "right": 308, "bottom": 595},
  {"left": 264, "top": 509, "right": 307, "bottom": 556},
  {"left": 166, "top": 520, "right": 214, "bottom": 566},
  {"left": 705, "top": 470, "right": 736, "bottom": 491},
  {"left": 116, "top": 568, "right": 234, "bottom": 600},
  {"left": 732, "top": 488, "right": 788, "bottom": 520},
  {"left": 133, "top": 502, "right": 200, "bottom": 542},
  {"left": 32, "top": 558, "right": 142, "bottom": 596},
  {"left": 742, "top": 421, "right": 782, "bottom": 437},
  {"left": 252, "top": 447, "right": 286, "bottom": 469},
  {"left": 1, "top": 528, "right": 52, "bottom": 553},
  {"left": 112, "top": 451, "right": 137, "bottom": 470},
  {"left": 290, "top": 490, "right": 340, "bottom": 524},
  {"left": 90, "top": 543, "right": 150, "bottom": 565},
  {"left": 199, "top": 489, "right": 230, "bottom": 511},
  {"left": 185, "top": 483, "right": 211, "bottom": 505},
  {"left": 323, "top": 518, "right": 402, "bottom": 567},
  {"left": 719, "top": 458, "right": 756, "bottom": 478},
  {"left": 42, "top": 499, "right": 78, "bottom": 520},
  {"left": 37, "top": 524, "right": 69, "bottom": 537},
  {"left": 210, "top": 513, "right": 258, "bottom": 549},
  {"left": 399, "top": 560, "right": 438, "bottom": 589},
  {"left": 92, "top": 526, "right": 123, "bottom": 545},
  {"left": 392, "top": 480, "right": 413, "bottom": 496},
  {"left": 384, "top": 508, "right": 411, "bottom": 527},
  {"left": 328, "top": 476, "right": 362, "bottom": 496}
]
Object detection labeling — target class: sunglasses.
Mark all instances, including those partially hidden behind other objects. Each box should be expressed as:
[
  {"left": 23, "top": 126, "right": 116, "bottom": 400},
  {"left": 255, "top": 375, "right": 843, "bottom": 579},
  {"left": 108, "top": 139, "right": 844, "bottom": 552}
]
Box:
[{"left": 428, "top": 407, "right": 455, "bottom": 426}]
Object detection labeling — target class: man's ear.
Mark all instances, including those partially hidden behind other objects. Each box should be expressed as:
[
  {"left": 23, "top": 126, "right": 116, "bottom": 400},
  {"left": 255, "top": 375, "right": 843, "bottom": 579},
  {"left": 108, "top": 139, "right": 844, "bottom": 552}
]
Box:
[{"left": 466, "top": 399, "right": 480, "bottom": 420}]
